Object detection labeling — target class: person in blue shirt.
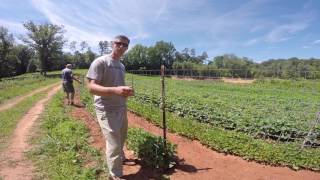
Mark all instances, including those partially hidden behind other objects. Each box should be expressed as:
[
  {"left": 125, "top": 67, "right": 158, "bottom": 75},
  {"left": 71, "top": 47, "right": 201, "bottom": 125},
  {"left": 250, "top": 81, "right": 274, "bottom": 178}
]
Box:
[{"left": 61, "top": 64, "right": 81, "bottom": 105}]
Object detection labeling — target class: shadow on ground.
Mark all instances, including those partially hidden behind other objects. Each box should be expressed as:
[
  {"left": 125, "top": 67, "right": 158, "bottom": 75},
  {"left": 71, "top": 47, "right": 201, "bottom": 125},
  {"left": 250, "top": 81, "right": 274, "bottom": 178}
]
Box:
[{"left": 122, "top": 158, "right": 211, "bottom": 180}]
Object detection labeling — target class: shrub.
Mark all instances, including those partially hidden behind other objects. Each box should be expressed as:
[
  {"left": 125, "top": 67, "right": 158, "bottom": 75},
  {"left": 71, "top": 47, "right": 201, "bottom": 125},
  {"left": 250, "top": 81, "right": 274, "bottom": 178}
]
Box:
[{"left": 127, "top": 128, "right": 177, "bottom": 169}]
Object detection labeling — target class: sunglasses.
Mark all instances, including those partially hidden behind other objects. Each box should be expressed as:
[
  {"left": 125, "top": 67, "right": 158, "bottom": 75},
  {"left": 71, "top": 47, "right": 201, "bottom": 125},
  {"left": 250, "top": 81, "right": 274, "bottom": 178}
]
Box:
[{"left": 114, "top": 41, "right": 129, "bottom": 48}]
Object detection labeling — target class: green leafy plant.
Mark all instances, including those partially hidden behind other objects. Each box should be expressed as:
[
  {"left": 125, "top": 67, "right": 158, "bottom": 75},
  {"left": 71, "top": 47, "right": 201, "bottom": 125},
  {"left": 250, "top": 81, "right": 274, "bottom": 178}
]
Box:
[{"left": 127, "top": 128, "right": 177, "bottom": 169}]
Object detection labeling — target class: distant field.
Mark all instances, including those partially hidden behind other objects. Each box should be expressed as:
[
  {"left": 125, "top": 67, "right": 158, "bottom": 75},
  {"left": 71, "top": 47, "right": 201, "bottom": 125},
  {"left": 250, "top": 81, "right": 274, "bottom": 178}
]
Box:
[
  {"left": 127, "top": 74, "right": 320, "bottom": 142},
  {"left": 123, "top": 74, "right": 320, "bottom": 169},
  {"left": 0, "top": 73, "right": 60, "bottom": 104}
]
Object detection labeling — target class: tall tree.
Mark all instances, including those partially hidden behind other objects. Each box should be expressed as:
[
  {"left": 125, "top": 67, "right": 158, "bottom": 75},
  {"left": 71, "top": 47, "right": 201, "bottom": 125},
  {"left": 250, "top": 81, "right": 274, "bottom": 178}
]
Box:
[
  {"left": 153, "top": 41, "right": 176, "bottom": 69},
  {"left": 80, "top": 41, "right": 88, "bottom": 53},
  {"left": 0, "top": 26, "right": 15, "bottom": 77},
  {"left": 14, "top": 45, "right": 34, "bottom": 74},
  {"left": 198, "top": 51, "right": 208, "bottom": 64},
  {"left": 69, "top": 41, "right": 77, "bottom": 54},
  {"left": 123, "top": 44, "right": 148, "bottom": 70},
  {"left": 22, "top": 21, "right": 65, "bottom": 75}
]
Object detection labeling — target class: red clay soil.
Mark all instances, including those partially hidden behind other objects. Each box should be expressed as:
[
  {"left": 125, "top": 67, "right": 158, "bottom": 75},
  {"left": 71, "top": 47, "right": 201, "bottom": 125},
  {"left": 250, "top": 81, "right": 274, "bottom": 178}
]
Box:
[
  {"left": 0, "top": 85, "right": 61, "bottom": 180},
  {"left": 70, "top": 91, "right": 320, "bottom": 180}
]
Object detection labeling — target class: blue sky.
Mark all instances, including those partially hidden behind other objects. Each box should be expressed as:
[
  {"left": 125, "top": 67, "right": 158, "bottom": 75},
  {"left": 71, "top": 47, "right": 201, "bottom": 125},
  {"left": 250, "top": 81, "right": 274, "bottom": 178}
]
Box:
[{"left": 0, "top": 0, "right": 319, "bottom": 62}]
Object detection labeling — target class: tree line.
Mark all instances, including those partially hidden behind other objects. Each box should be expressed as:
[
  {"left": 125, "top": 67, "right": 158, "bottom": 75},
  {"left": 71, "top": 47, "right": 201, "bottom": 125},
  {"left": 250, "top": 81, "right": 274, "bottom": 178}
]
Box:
[
  {"left": 123, "top": 45, "right": 320, "bottom": 79},
  {"left": 1, "top": 21, "right": 320, "bottom": 79},
  {"left": 0, "top": 21, "right": 107, "bottom": 77}
]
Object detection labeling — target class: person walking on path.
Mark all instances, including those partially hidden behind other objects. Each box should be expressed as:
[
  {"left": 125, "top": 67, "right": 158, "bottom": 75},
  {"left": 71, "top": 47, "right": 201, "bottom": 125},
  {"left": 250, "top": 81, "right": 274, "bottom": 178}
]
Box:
[
  {"left": 86, "top": 35, "right": 134, "bottom": 180},
  {"left": 61, "top": 63, "right": 81, "bottom": 105}
]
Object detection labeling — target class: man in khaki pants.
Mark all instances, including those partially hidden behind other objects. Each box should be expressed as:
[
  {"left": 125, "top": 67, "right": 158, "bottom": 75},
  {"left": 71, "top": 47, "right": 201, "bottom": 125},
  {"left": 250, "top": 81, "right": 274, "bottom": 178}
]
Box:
[{"left": 86, "top": 35, "right": 134, "bottom": 180}]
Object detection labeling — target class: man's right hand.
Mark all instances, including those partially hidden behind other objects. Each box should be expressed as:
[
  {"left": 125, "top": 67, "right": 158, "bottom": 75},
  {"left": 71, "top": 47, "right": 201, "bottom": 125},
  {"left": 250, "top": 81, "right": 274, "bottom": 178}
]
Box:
[{"left": 115, "top": 86, "right": 134, "bottom": 97}]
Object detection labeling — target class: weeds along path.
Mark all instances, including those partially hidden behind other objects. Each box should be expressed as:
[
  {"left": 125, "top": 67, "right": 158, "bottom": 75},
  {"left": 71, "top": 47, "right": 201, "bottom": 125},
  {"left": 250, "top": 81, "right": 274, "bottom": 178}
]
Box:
[
  {"left": 0, "top": 82, "right": 61, "bottom": 112},
  {"left": 0, "top": 85, "right": 61, "bottom": 180}
]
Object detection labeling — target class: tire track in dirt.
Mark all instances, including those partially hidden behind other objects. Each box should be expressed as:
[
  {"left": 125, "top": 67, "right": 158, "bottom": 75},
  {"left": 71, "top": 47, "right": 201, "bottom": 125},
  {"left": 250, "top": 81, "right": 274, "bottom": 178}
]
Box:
[
  {"left": 0, "top": 82, "right": 60, "bottom": 112},
  {"left": 0, "top": 85, "right": 61, "bottom": 180}
]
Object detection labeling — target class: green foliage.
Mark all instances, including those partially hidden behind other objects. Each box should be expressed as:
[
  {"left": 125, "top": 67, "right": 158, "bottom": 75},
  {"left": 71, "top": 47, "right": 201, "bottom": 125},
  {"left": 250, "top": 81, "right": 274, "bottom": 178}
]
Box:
[
  {"left": 127, "top": 128, "right": 177, "bottom": 169},
  {"left": 45, "top": 151, "right": 97, "bottom": 179},
  {"left": 79, "top": 83, "right": 96, "bottom": 117},
  {"left": 22, "top": 21, "right": 66, "bottom": 74},
  {"left": 128, "top": 98, "right": 320, "bottom": 170},
  {"left": 128, "top": 75, "right": 320, "bottom": 142},
  {"left": 30, "top": 91, "right": 106, "bottom": 179},
  {"left": 126, "top": 74, "right": 320, "bottom": 170},
  {"left": 123, "top": 41, "right": 176, "bottom": 70},
  {"left": 123, "top": 44, "right": 149, "bottom": 70},
  {"left": 255, "top": 58, "right": 320, "bottom": 79},
  {"left": 0, "top": 93, "right": 45, "bottom": 149},
  {"left": 0, "top": 73, "right": 60, "bottom": 104},
  {"left": 0, "top": 26, "right": 16, "bottom": 77},
  {"left": 12, "top": 44, "right": 34, "bottom": 74}
]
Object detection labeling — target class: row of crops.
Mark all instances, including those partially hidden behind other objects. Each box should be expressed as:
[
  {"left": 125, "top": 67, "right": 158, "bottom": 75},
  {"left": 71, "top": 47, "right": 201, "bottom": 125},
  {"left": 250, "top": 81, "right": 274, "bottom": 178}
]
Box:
[{"left": 126, "top": 75, "right": 320, "bottom": 144}]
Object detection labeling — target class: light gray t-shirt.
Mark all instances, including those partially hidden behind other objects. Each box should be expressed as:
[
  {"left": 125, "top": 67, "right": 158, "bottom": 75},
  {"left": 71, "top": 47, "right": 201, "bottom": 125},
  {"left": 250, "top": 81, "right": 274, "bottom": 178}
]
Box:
[{"left": 86, "top": 55, "right": 126, "bottom": 111}]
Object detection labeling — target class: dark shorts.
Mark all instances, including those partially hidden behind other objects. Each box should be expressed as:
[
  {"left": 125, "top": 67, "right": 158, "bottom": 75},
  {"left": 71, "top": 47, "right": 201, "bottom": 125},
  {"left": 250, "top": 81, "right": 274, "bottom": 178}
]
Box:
[{"left": 63, "top": 81, "right": 75, "bottom": 93}]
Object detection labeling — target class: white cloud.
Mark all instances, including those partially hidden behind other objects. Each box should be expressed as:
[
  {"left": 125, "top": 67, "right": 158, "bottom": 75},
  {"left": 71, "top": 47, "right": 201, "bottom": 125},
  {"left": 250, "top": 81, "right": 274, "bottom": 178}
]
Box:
[
  {"left": 30, "top": 0, "right": 174, "bottom": 48},
  {"left": 244, "top": 38, "right": 260, "bottom": 46},
  {"left": 265, "top": 23, "right": 308, "bottom": 43},
  {"left": 264, "top": 4, "right": 315, "bottom": 43},
  {"left": 1, "top": 0, "right": 317, "bottom": 61},
  {"left": 313, "top": 40, "right": 320, "bottom": 44},
  {"left": 27, "top": 0, "right": 272, "bottom": 53},
  {"left": 206, "top": 1, "right": 265, "bottom": 36},
  {"left": 302, "top": 39, "right": 320, "bottom": 49}
]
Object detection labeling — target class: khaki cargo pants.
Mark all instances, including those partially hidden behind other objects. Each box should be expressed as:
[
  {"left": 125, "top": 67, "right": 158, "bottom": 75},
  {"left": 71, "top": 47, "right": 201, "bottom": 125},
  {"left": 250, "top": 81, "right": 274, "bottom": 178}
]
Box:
[{"left": 95, "top": 107, "right": 128, "bottom": 177}]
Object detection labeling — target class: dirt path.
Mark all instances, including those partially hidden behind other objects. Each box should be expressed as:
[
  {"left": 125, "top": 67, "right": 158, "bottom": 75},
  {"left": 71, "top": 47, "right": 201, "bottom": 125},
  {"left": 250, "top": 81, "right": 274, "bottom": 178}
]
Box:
[
  {"left": 70, "top": 90, "right": 320, "bottom": 180},
  {"left": 0, "top": 85, "right": 61, "bottom": 180},
  {"left": 0, "top": 82, "right": 61, "bottom": 112}
]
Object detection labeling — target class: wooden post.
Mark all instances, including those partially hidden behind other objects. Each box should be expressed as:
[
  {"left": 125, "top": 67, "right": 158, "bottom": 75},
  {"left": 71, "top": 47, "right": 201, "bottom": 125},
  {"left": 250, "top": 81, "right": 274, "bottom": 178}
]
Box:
[{"left": 160, "top": 65, "right": 167, "bottom": 168}]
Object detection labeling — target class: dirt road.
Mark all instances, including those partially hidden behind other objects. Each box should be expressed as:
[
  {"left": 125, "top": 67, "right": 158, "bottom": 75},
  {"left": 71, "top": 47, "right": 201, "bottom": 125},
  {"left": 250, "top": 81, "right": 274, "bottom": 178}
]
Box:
[{"left": 0, "top": 85, "right": 61, "bottom": 180}]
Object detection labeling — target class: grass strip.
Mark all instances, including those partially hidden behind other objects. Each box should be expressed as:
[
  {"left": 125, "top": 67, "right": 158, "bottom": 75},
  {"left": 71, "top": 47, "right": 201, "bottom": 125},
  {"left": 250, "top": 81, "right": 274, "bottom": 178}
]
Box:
[
  {"left": 0, "top": 74, "right": 60, "bottom": 104},
  {"left": 28, "top": 91, "right": 107, "bottom": 180},
  {"left": 0, "top": 92, "right": 46, "bottom": 150}
]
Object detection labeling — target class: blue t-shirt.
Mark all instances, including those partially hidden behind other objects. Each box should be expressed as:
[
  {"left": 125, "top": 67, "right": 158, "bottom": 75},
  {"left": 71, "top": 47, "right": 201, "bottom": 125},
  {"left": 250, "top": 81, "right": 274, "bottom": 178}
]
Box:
[{"left": 62, "top": 68, "right": 73, "bottom": 83}]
